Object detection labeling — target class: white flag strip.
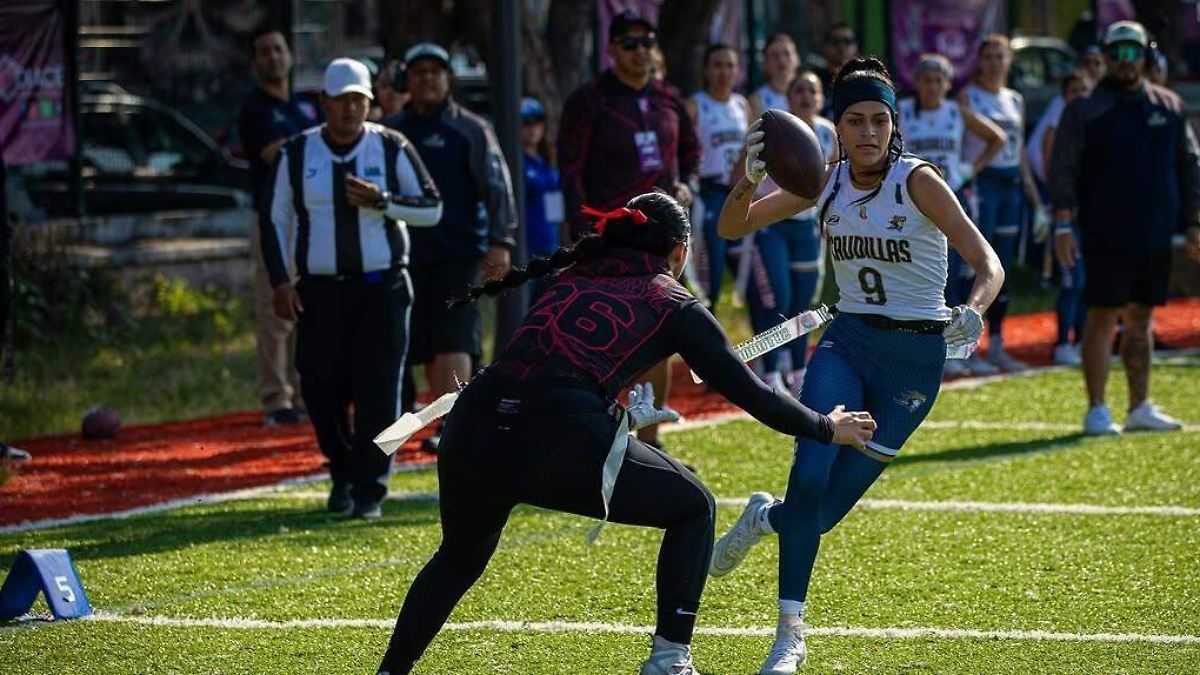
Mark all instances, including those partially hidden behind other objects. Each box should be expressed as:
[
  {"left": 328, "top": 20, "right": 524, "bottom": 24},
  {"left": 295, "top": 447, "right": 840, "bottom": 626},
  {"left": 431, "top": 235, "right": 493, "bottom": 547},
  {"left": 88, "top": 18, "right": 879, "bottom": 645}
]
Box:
[
  {"left": 373, "top": 391, "right": 460, "bottom": 456},
  {"left": 692, "top": 305, "right": 836, "bottom": 384}
]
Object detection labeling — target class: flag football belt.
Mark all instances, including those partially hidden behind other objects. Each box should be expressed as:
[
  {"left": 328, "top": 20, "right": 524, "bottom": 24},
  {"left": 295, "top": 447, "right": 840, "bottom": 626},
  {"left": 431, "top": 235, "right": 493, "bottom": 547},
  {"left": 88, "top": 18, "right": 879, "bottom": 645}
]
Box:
[{"left": 851, "top": 313, "right": 947, "bottom": 335}]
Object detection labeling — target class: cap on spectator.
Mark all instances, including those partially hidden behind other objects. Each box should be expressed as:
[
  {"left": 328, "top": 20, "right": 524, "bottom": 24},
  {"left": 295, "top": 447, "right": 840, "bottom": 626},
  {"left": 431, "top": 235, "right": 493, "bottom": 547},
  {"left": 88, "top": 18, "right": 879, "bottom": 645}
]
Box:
[
  {"left": 520, "top": 97, "right": 546, "bottom": 121},
  {"left": 405, "top": 43, "right": 451, "bottom": 69},
  {"left": 1103, "top": 21, "right": 1149, "bottom": 48},
  {"left": 610, "top": 10, "right": 655, "bottom": 40},
  {"left": 323, "top": 58, "right": 374, "bottom": 99}
]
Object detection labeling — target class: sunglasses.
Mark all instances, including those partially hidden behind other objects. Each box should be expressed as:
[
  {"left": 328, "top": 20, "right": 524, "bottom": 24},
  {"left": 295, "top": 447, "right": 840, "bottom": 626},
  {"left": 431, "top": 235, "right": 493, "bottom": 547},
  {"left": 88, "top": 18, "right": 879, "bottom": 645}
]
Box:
[
  {"left": 618, "top": 35, "right": 657, "bottom": 51},
  {"left": 1105, "top": 44, "right": 1144, "bottom": 63},
  {"left": 830, "top": 36, "right": 856, "bottom": 46}
]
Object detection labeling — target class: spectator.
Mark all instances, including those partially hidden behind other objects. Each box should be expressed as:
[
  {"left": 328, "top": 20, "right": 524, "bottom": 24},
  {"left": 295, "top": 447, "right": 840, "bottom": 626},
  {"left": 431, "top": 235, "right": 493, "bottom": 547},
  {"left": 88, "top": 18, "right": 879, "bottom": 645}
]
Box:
[
  {"left": 1026, "top": 72, "right": 1092, "bottom": 366},
  {"left": 815, "top": 23, "right": 858, "bottom": 117},
  {"left": 518, "top": 97, "right": 562, "bottom": 271},
  {"left": 384, "top": 43, "right": 517, "bottom": 452},
  {"left": 686, "top": 43, "right": 750, "bottom": 309},
  {"left": 0, "top": 154, "right": 30, "bottom": 463},
  {"left": 371, "top": 60, "right": 410, "bottom": 120},
  {"left": 899, "top": 53, "right": 1007, "bottom": 376},
  {"left": 962, "top": 34, "right": 1050, "bottom": 374},
  {"left": 236, "top": 28, "right": 322, "bottom": 427},
  {"left": 1049, "top": 20, "right": 1200, "bottom": 435},
  {"left": 748, "top": 32, "right": 799, "bottom": 120},
  {"left": 264, "top": 58, "right": 443, "bottom": 517},
  {"left": 558, "top": 9, "right": 700, "bottom": 448},
  {"left": 1080, "top": 44, "right": 1107, "bottom": 82}
]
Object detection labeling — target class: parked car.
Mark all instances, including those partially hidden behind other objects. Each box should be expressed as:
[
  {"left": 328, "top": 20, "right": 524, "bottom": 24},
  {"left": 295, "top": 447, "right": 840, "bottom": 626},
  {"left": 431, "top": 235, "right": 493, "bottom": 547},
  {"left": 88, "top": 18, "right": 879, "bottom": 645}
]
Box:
[
  {"left": 1009, "top": 36, "right": 1077, "bottom": 133},
  {"left": 24, "top": 84, "right": 250, "bottom": 216}
]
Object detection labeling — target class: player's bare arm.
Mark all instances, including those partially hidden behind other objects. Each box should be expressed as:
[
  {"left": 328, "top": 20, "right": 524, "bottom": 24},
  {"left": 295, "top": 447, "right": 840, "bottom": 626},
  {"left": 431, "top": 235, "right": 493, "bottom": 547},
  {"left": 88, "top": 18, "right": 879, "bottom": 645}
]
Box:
[
  {"left": 961, "top": 106, "right": 1006, "bottom": 174},
  {"left": 909, "top": 165, "right": 1003, "bottom": 314}
]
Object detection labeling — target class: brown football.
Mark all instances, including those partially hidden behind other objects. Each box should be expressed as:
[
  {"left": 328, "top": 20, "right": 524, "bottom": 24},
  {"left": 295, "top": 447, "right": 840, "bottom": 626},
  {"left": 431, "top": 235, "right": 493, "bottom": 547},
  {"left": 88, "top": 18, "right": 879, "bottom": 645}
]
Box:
[
  {"left": 758, "top": 108, "right": 826, "bottom": 199},
  {"left": 82, "top": 406, "right": 121, "bottom": 440}
]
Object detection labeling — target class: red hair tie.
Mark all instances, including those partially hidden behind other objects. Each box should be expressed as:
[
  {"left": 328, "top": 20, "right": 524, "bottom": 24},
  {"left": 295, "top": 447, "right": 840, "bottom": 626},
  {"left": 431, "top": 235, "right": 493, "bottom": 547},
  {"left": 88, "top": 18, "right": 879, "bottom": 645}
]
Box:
[{"left": 581, "top": 205, "right": 648, "bottom": 235}]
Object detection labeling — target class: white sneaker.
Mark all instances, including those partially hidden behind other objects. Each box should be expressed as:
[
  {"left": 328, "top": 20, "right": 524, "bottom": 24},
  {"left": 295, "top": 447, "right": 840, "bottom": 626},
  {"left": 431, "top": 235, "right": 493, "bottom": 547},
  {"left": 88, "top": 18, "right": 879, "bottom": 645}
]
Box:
[
  {"left": 1084, "top": 404, "right": 1122, "bottom": 436},
  {"left": 943, "top": 359, "right": 969, "bottom": 378},
  {"left": 760, "top": 619, "right": 806, "bottom": 674},
  {"left": 710, "top": 492, "right": 774, "bottom": 577},
  {"left": 1053, "top": 344, "right": 1082, "bottom": 366},
  {"left": 1124, "top": 401, "right": 1183, "bottom": 432},
  {"left": 965, "top": 353, "right": 1000, "bottom": 376},
  {"left": 639, "top": 638, "right": 700, "bottom": 675},
  {"left": 987, "top": 346, "right": 1029, "bottom": 372}
]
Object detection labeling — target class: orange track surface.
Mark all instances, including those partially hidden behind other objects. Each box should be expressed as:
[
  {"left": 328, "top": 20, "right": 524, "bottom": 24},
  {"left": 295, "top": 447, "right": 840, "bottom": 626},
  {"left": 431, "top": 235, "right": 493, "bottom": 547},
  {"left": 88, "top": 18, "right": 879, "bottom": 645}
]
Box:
[{"left": 3, "top": 298, "right": 1197, "bottom": 527}]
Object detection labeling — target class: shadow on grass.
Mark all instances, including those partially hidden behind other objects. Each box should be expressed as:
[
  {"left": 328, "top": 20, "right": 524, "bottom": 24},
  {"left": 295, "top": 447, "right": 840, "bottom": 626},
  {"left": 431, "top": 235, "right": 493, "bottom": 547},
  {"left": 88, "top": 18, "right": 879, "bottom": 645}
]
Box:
[{"left": 891, "top": 432, "right": 1088, "bottom": 471}]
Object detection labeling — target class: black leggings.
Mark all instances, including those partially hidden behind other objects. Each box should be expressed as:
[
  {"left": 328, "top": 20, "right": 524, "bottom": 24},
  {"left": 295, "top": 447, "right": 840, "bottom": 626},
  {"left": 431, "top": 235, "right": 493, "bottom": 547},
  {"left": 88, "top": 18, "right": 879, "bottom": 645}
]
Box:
[{"left": 378, "top": 378, "right": 715, "bottom": 674}]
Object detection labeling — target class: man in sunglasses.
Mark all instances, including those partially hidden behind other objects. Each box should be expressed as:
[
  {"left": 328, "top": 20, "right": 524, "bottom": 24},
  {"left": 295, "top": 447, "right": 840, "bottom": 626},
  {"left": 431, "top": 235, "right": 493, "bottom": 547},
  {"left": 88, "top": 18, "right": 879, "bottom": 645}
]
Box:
[
  {"left": 558, "top": 9, "right": 700, "bottom": 451},
  {"left": 1049, "top": 20, "right": 1200, "bottom": 436},
  {"left": 815, "top": 23, "right": 858, "bottom": 117}
]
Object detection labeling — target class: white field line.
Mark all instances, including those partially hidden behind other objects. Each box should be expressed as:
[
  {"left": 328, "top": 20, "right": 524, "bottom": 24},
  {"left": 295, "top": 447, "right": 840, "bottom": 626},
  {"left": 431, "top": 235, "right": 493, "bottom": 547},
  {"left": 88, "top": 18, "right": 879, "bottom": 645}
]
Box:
[
  {"left": 82, "top": 613, "right": 1200, "bottom": 645},
  {"left": 268, "top": 490, "right": 1200, "bottom": 518}
]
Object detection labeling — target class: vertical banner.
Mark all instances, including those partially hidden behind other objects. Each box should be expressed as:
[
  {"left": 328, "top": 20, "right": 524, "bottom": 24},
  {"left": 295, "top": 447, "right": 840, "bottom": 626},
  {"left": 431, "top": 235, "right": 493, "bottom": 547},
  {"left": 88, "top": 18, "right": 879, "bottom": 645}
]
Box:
[
  {"left": 891, "top": 0, "right": 1006, "bottom": 91},
  {"left": 0, "top": 1, "right": 73, "bottom": 166}
]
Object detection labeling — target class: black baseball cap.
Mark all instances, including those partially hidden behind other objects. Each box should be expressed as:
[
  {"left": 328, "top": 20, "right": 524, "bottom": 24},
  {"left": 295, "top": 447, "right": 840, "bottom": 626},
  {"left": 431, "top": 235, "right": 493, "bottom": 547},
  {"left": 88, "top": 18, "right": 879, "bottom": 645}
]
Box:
[{"left": 610, "top": 10, "right": 655, "bottom": 40}]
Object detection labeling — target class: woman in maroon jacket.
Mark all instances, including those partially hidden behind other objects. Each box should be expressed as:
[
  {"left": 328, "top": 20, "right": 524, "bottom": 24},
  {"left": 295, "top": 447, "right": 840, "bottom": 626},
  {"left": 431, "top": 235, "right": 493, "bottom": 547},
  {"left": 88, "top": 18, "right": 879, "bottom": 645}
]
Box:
[{"left": 377, "top": 192, "right": 875, "bottom": 675}]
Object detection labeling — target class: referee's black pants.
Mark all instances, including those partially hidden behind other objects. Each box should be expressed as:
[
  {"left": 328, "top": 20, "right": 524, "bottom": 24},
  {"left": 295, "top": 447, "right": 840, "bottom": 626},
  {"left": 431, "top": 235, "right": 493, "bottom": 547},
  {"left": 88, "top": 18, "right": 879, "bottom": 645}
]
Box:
[
  {"left": 378, "top": 374, "right": 715, "bottom": 674},
  {"left": 295, "top": 269, "right": 411, "bottom": 506}
]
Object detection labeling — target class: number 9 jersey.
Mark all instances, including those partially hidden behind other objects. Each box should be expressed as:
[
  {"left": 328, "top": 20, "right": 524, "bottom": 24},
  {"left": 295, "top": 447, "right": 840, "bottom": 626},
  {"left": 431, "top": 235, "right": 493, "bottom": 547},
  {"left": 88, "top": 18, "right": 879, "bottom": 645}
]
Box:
[{"left": 818, "top": 155, "right": 952, "bottom": 321}]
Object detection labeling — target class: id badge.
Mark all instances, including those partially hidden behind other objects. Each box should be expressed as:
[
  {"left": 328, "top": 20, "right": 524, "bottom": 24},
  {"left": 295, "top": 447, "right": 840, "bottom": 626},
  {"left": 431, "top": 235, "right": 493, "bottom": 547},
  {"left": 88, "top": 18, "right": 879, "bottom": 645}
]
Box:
[
  {"left": 634, "top": 130, "right": 663, "bottom": 171},
  {"left": 543, "top": 190, "right": 565, "bottom": 222}
]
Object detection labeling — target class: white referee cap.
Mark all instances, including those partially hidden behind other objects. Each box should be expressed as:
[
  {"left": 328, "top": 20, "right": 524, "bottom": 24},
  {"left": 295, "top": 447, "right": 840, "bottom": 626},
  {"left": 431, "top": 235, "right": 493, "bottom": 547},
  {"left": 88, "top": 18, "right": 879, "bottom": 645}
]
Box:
[
  {"left": 1103, "top": 21, "right": 1149, "bottom": 48},
  {"left": 323, "top": 58, "right": 374, "bottom": 99}
]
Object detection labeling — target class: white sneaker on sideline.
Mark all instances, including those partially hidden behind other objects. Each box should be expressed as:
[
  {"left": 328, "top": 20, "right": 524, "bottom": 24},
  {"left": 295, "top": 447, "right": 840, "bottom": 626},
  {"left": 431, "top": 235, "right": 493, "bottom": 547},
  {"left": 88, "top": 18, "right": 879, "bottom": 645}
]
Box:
[
  {"left": 639, "top": 638, "right": 700, "bottom": 675},
  {"left": 943, "top": 359, "right": 969, "bottom": 378},
  {"left": 965, "top": 353, "right": 1000, "bottom": 376},
  {"left": 760, "top": 619, "right": 806, "bottom": 674},
  {"left": 1124, "top": 401, "right": 1183, "bottom": 432},
  {"left": 1053, "top": 344, "right": 1082, "bottom": 366},
  {"left": 987, "top": 346, "right": 1029, "bottom": 372},
  {"left": 710, "top": 492, "right": 774, "bottom": 577},
  {"left": 1084, "top": 404, "right": 1121, "bottom": 436}
]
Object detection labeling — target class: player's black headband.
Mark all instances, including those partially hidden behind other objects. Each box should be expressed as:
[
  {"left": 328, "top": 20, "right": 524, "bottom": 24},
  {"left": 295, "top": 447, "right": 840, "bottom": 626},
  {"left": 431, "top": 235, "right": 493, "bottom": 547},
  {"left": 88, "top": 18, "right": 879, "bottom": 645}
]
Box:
[{"left": 832, "top": 77, "right": 896, "bottom": 123}]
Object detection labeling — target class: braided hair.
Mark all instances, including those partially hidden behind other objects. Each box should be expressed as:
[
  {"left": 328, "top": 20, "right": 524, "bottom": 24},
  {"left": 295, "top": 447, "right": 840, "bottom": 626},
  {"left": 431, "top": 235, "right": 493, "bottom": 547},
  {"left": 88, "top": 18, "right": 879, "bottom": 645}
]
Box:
[
  {"left": 448, "top": 191, "right": 691, "bottom": 308},
  {"left": 818, "top": 57, "right": 905, "bottom": 228}
]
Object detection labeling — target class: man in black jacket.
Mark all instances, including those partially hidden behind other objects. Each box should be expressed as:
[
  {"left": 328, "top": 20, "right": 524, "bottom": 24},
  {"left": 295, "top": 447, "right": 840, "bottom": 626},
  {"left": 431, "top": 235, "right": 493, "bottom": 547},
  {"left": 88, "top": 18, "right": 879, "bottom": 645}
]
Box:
[{"left": 1049, "top": 20, "right": 1200, "bottom": 435}]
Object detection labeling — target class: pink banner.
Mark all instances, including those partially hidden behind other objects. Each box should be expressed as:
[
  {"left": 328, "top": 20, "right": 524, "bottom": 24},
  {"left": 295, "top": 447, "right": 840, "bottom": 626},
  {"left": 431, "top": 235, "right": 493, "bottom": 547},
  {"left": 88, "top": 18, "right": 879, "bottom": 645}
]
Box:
[
  {"left": 891, "top": 0, "right": 1006, "bottom": 90},
  {"left": 0, "top": 0, "right": 73, "bottom": 166}
]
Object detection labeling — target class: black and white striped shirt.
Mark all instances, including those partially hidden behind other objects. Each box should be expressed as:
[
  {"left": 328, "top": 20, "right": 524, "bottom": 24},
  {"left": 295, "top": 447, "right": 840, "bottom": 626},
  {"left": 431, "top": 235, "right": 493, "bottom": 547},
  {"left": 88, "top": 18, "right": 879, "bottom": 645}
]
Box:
[{"left": 263, "top": 122, "right": 442, "bottom": 286}]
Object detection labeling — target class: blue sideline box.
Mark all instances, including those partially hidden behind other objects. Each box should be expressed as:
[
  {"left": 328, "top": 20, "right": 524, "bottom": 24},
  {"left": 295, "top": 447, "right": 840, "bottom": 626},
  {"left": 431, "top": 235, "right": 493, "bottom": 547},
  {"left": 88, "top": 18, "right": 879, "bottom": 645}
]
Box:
[{"left": 0, "top": 549, "right": 92, "bottom": 620}]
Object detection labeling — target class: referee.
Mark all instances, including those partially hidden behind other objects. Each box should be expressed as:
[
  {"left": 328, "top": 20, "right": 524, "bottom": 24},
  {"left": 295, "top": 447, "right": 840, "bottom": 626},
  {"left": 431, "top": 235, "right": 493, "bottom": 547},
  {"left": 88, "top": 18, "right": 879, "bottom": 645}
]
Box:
[{"left": 264, "top": 58, "right": 443, "bottom": 518}]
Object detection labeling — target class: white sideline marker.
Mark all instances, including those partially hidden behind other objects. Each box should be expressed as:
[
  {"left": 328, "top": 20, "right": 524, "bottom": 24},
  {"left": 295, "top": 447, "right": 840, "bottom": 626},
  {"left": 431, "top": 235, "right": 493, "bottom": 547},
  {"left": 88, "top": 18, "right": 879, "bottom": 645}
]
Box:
[{"left": 82, "top": 613, "right": 1200, "bottom": 645}]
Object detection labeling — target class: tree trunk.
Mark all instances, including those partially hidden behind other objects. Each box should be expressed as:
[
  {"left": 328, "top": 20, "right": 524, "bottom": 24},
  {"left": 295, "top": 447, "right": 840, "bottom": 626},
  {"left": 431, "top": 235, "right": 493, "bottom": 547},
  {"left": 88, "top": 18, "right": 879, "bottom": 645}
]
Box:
[{"left": 658, "top": 0, "right": 723, "bottom": 96}]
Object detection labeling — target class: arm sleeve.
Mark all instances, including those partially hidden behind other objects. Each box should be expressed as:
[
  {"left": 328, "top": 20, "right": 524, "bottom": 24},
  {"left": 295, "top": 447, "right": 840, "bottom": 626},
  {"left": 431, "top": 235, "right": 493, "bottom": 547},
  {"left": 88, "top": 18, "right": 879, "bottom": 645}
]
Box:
[
  {"left": 263, "top": 148, "right": 295, "bottom": 287},
  {"left": 386, "top": 140, "right": 443, "bottom": 226},
  {"left": 1048, "top": 99, "right": 1084, "bottom": 212},
  {"left": 1176, "top": 112, "right": 1200, "bottom": 226},
  {"left": 471, "top": 118, "right": 518, "bottom": 248},
  {"left": 557, "top": 88, "right": 593, "bottom": 239},
  {"left": 668, "top": 304, "right": 834, "bottom": 443}
]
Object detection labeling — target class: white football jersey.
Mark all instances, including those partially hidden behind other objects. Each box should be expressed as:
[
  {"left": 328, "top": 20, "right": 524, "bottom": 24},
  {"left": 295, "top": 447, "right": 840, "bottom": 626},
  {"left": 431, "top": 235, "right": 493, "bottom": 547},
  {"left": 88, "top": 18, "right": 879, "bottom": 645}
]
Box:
[
  {"left": 898, "top": 98, "right": 966, "bottom": 187},
  {"left": 692, "top": 90, "right": 750, "bottom": 185},
  {"left": 818, "top": 155, "right": 951, "bottom": 321},
  {"left": 754, "top": 83, "right": 789, "bottom": 115},
  {"left": 962, "top": 84, "right": 1023, "bottom": 169}
]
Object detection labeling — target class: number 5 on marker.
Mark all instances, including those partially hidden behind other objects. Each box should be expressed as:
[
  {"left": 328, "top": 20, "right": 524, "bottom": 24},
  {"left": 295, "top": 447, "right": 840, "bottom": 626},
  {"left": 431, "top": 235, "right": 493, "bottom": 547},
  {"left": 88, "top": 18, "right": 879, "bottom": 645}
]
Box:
[{"left": 55, "top": 576, "right": 76, "bottom": 603}]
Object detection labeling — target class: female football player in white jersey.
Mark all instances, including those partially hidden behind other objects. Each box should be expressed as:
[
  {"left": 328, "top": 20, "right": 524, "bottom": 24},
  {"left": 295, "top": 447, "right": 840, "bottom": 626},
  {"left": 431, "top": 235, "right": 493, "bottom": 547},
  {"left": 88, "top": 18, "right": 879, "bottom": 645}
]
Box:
[
  {"left": 712, "top": 57, "right": 1004, "bottom": 674},
  {"left": 742, "top": 70, "right": 838, "bottom": 393},
  {"left": 962, "top": 34, "right": 1050, "bottom": 373},
  {"left": 749, "top": 33, "right": 799, "bottom": 120},
  {"left": 686, "top": 43, "right": 751, "bottom": 307},
  {"left": 898, "top": 53, "right": 1007, "bottom": 376}
]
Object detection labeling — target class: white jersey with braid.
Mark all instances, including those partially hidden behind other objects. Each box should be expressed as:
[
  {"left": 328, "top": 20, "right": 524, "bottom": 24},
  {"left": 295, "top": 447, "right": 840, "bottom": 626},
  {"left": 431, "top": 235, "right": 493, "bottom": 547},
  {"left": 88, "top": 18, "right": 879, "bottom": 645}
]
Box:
[
  {"left": 962, "top": 84, "right": 1023, "bottom": 170},
  {"left": 818, "top": 154, "right": 951, "bottom": 321},
  {"left": 898, "top": 98, "right": 966, "bottom": 187},
  {"left": 692, "top": 90, "right": 750, "bottom": 185}
]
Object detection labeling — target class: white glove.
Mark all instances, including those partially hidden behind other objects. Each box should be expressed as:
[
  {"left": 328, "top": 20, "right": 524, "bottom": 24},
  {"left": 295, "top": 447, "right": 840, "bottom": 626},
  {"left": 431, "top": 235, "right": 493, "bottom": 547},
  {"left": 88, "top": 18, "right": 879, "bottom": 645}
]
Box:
[
  {"left": 626, "top": 382, "right": 680, "bottom": 431},
  {"left": 744, "top": 119, "right": 767, "bottom": 185},
  {"left": 1033, "top": 206, "right": 1052, "bottom": 244},
  {"left": 943, "top": 305, "right": 984, "bottom": 357}
]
